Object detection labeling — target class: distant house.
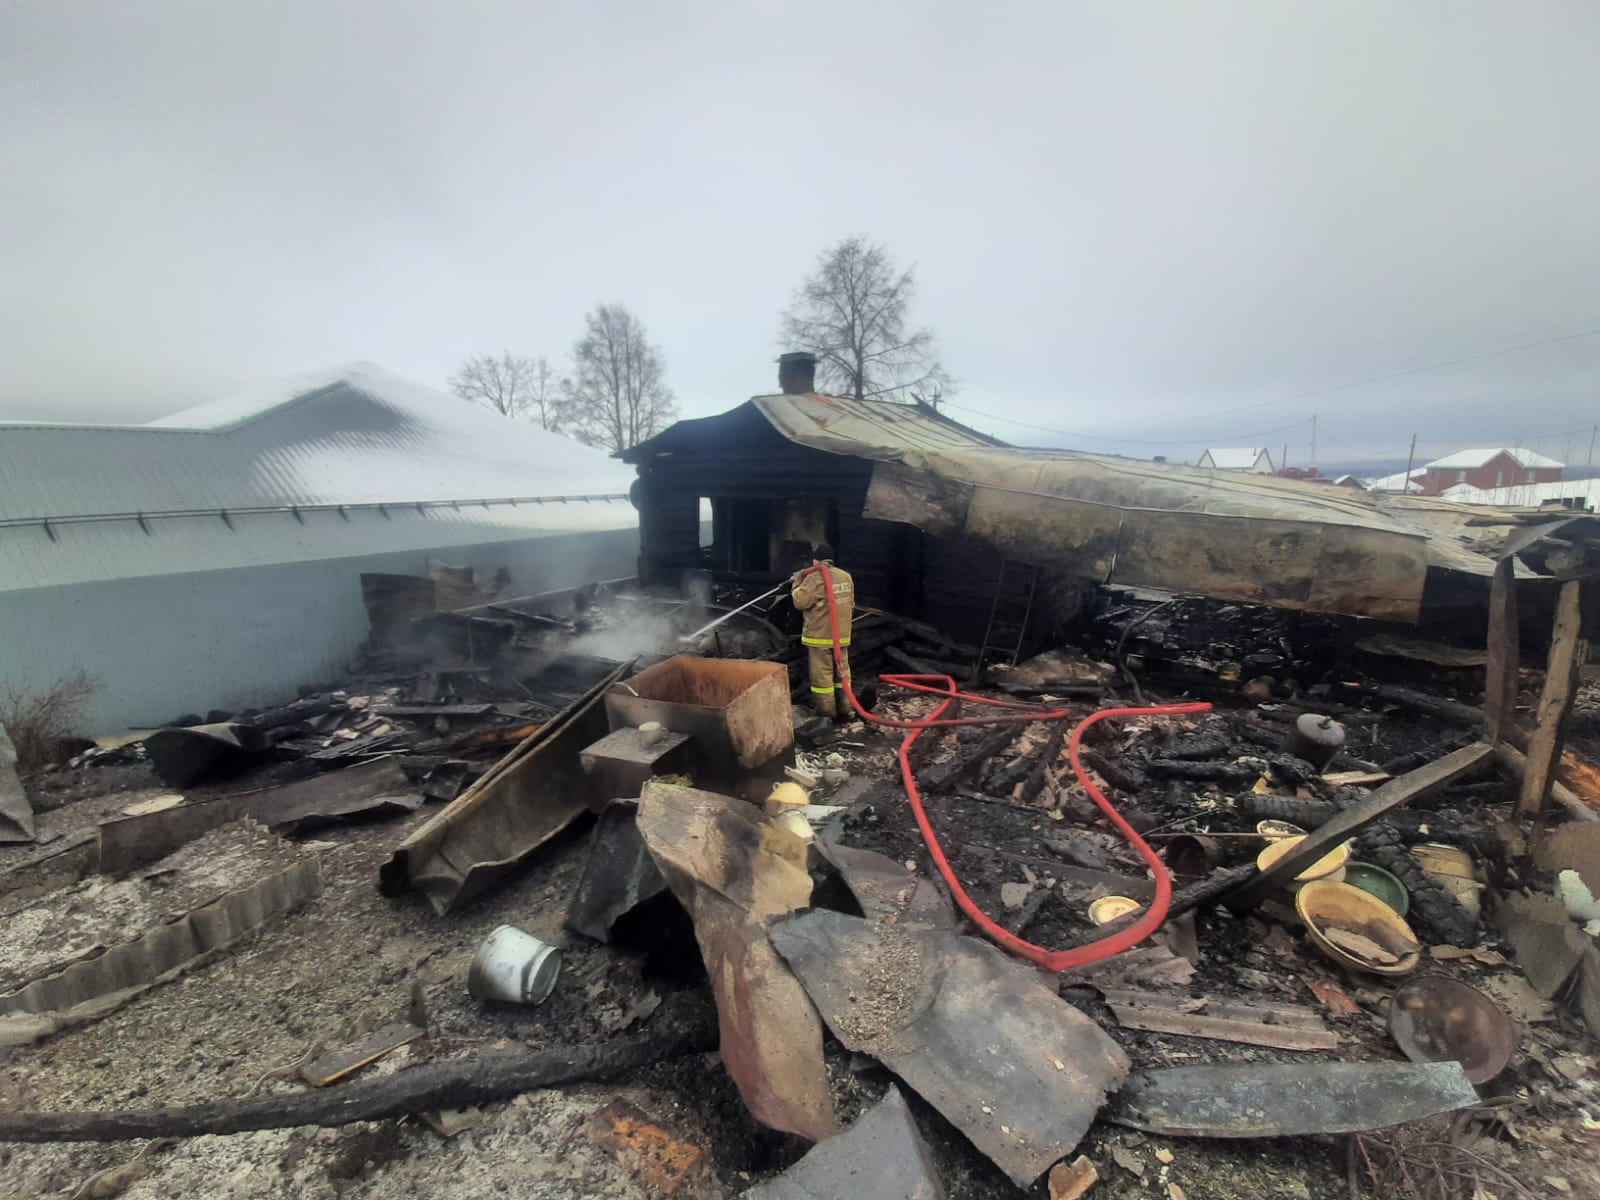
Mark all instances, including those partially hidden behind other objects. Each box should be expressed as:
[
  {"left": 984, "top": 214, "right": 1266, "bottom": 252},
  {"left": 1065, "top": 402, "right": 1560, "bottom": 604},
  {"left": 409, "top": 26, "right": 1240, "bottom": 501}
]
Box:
[
  {"left": 1196, "top": 447, "right": 1274, "bottom": 474},
  {"left": 1417, "top": 448, "right": 1562, "bottom": 497}
]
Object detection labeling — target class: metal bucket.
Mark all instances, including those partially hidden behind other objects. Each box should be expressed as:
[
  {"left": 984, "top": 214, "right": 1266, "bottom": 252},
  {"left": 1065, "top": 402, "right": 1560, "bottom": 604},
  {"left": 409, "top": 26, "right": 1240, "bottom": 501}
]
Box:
[{"left": 467, "top": 925, "right": 562, "bottom": 1005}]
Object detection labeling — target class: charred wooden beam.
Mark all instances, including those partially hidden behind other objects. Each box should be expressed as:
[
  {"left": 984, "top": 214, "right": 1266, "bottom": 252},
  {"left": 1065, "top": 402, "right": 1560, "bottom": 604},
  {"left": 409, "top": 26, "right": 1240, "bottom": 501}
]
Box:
[
  {"left": 1161, "top": 733, "right": 1232, "bottom": 761},
  {"left": 1521, "top": 579, "right": 1588, "bottom": 816},
  {"left": 883, "top": 645, "right": 976, "bottom": 682},
  {"left": 1492, "top": 743, "right": 1595, "bottom": 822},
  {"left": 1146, "top": 759, "right": 1260, "bottom": 785},
  {"left": 1019, "top": 719, "right": 1070, "bottom": 806},
  {"left": 0, "top": 1020, "right": 715, "bottom": 1143},
  {"left": 1080, "top": 749, "right": 1141, "bottom": 795},
  {"left": 918, "top": 727, "right": 1016, "bottom": 793},
  {"left": 1483, "top": 557, "right": 1520, "bottom": 744},
  {"left": 1369, "top": 685, "right": 1482, "bottom": 729}
]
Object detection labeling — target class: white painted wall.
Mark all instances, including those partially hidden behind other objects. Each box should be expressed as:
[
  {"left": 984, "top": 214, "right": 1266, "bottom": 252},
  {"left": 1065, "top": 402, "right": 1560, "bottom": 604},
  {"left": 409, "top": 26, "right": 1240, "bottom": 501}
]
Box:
[{"left": 0, "top": 528, "right": 637, "bottom": 734}]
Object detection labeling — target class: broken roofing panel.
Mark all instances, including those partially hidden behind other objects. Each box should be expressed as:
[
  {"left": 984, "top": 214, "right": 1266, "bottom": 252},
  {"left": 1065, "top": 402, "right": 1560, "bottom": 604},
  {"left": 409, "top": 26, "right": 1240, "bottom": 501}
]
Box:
[
  {"left": 379, "top": 662, "right": 626, "bottom": 914},
  {"left": 741, "top": 1085, "right": 945, "bottom": 1200},
  {"left": 637, "top": 781, "right": 837, "bottom": 1143},
  {"left": 862, "top": 449, "right": 1460, "bottom": 622},
  {"left": 1107, "top": 1062, "right": 1479, "bottom": 1138},
  {"left": 735, "top": 393, "right": 1600, "bottom": 621},
  {"left": 769, "top": 908, "right": 1128, "bottom": 1187}
]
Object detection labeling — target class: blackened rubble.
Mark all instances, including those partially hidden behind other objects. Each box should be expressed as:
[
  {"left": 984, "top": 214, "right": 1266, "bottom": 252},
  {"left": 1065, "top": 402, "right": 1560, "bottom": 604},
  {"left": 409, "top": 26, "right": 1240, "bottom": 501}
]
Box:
[{"left": 5, "top": 554, "right": 1600, "bottom": 1199}]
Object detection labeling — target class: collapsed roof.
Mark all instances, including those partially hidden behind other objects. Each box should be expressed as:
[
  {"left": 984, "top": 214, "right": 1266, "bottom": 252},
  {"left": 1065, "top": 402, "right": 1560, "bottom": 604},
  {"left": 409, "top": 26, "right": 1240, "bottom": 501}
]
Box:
[{"left": 629, "top": 392, "right": 1597, "bottom": 622}]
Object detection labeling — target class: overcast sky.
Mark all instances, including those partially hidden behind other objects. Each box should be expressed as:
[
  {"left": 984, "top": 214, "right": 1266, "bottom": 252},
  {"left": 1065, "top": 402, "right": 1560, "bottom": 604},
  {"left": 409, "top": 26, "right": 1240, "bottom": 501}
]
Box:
[{"left": 3, "top": 2, "right": 1598, "bottom": 466}]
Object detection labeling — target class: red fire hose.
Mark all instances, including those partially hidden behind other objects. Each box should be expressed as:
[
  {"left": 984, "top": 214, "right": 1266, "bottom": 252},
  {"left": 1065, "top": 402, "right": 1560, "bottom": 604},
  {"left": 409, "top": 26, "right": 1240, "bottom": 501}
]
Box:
[{"left": 806, "top": 563, "right": 1210, "bottom": 971}]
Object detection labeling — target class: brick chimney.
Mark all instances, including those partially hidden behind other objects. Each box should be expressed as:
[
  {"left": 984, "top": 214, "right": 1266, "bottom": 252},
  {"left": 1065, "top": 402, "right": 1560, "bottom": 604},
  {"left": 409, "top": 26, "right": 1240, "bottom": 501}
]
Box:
[{"left": 777, "top": 351, "right": 816, "bottom": 395}]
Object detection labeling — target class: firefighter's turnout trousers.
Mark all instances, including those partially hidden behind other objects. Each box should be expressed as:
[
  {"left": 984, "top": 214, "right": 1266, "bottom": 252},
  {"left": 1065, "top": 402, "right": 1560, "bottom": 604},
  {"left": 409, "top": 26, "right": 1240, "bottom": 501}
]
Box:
[{"left": 792, "top": 564, "right": 855, "bottom": 717}]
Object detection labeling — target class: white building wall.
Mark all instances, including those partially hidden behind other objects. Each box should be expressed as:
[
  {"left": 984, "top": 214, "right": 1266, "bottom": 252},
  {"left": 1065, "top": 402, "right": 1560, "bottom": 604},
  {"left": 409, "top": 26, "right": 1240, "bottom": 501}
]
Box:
[{"left": 0, "top": 527, "right": 636, "bottom": 734}]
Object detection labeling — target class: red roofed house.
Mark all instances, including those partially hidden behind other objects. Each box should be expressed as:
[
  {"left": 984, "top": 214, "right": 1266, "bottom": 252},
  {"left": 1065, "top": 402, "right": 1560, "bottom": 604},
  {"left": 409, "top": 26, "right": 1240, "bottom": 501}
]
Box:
[{"left": 1417, "top": 448, "right": 1563, "bottom": 497}]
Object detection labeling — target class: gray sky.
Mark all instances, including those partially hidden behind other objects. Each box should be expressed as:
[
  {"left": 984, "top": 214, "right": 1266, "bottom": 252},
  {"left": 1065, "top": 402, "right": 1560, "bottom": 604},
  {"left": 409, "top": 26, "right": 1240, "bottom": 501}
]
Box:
[{"left": 3, "top": 1, "right": 1599, "bottom": 466}]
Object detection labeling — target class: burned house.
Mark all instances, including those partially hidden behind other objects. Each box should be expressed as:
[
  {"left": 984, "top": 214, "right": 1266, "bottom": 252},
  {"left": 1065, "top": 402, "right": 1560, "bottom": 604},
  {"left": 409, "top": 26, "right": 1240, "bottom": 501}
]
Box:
[
  {"left": 622, "top": 352, "right": 1036, "bottom": 646},
  {"left": 626, "top": 355, "right": 1591, "bottom": 654}
]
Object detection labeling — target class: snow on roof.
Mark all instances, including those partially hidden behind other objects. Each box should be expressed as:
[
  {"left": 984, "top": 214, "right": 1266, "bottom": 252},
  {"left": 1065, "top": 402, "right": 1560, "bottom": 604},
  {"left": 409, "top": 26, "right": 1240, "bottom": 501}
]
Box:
[
  {"left": 1423, "top": 447, "right": 1564, "bottom": 470},
  {"left": 1441, "top": 478, "right": 1600, "bottom": 509},
  {"left": 1198, "top": 447, "right": 1269, "bottom": 469},
  {"left": 1365, "top": 471, "right": 1423, "bottom": 493},
  {"left": 0, "top": 364, "right": 637, "bottom": 591}
]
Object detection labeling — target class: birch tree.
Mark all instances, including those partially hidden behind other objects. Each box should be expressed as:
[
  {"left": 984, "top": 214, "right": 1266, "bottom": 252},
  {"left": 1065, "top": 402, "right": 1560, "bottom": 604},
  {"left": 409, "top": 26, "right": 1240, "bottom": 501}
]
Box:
[
  {"left": 563, "top": 305, "right": 677, "bottom": 451},
  {"left": 780, "top": 238, "right": 950, "bottom": 403}
]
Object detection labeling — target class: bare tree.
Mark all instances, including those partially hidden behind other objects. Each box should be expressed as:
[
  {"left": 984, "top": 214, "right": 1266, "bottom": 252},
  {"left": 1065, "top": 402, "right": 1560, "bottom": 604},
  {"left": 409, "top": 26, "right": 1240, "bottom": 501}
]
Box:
[
  {"left": 450, "top": 353, "right": 539, "bottom": 420},
  {"left": 525, "top": 356, "right": 565, "bottom": 431},
  {"left": 780, "top": 238, "right": 950, "bottom": 404},
  {"left": 562, "top": 305, "right": 677, "bottom": 452}
]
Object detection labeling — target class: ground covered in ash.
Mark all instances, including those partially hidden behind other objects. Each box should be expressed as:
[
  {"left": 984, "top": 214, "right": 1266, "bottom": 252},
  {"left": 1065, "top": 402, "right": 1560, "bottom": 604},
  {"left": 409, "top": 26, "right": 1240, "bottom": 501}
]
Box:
[{"left": 3, "top": 646, "right": 1600, "bottom": 1199}]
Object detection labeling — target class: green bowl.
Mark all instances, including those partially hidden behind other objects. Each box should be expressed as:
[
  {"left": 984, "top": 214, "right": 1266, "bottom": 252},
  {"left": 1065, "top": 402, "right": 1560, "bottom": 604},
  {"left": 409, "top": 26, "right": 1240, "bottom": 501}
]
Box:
[{"left": 1343, "top": 861, "right": 1409, "bottom": 917}]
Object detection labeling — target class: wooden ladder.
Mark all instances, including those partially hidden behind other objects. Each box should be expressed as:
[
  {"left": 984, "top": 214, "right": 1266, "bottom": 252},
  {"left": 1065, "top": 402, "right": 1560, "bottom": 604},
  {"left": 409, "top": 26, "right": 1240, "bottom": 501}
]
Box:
[{"left": 977, "top": 559, "right": 1039, "bottom": 673}]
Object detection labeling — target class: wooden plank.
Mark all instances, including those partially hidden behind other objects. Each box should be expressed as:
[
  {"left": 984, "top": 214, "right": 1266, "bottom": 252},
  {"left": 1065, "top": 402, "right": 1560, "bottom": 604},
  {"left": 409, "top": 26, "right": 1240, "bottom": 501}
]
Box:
[
  {"left": 1493, "top": 743, "right": 1595, "bottom": 822},
  {"left": 1098, "top": 989, "right": 1329, "bottom": 1028},
  {"left": 1521, "top": 580, "right": 1587, "bottom": 816},
  {"left": 1484, "top": 556, "right": 1521, "bottom": 743},
  {"left": 300, "top": 1023, "right": 424, "bottom": 1087},
  {"left": 1106, "top": 1004, "right": 1340, "bottom": 1051},
  {"left": 1226, "top": 741, "right": 1494, "bottom": 911},
  {"left": 373, "top": 704, "right": 497, "bottom": 718}
]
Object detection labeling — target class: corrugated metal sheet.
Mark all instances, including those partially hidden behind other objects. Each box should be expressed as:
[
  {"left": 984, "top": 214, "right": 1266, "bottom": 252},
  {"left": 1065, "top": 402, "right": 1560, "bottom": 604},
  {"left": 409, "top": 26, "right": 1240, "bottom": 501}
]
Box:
[
  {"left": 750, "top": 393, "right": 1002, "bottom": 458},
  {"left": 0, "top": 365, "right": 637, "bottom": 591}
]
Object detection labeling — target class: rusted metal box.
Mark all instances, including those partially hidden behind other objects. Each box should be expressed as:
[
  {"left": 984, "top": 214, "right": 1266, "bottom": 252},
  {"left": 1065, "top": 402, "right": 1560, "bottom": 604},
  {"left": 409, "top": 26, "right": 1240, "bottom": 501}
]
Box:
[{"left": 604, "top": 657, "right": 793, "bottom": 788}]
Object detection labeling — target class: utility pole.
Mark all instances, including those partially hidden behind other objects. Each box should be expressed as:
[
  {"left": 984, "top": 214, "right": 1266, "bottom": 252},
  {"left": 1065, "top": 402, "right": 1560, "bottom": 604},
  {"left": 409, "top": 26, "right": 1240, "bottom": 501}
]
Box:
[
  {"left": 1403, "top": 433, "right": 1417, "bottom": 494},
  {"left": 1589, "top": 423, "right": 1596, "bottom": 467},
  {"left": 1280, "top": 443, "right": 1289, "bottom": 473},
  {"left": 1310, "top": 414, "right": 1318, "bottom": 468}
]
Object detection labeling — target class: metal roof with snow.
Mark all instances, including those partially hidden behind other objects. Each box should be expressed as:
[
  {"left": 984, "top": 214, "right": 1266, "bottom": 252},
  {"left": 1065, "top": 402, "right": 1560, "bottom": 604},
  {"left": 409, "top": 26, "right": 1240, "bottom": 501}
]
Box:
[
  {"left": 749, "top": 392, "right": 1004, "bottom": 456},
  {"left": 1423, "top": 447, "right": 1564, "bottom": 470},
  {"left": 0, "top": 365, "right": 636, "bottom": 591},
  {"left": 1196, "top": 447, "right": 1273, "bottom": 471}
]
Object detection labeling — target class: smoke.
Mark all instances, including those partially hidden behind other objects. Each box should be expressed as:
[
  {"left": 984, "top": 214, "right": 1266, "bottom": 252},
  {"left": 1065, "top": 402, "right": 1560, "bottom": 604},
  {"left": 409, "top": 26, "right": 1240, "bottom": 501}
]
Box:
[{"left": 562, "top": 607, "right": 688, "bottom": 663}]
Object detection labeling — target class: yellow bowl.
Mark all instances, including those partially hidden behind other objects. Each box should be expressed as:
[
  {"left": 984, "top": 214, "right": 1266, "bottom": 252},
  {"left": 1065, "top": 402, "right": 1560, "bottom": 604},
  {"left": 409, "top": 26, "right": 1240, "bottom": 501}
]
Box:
[
  {"left": 1256, "top": 819, "right": 1307, "bottom": 841},
  {"left": 766, "top": 780, "right": 811, "bottom": 813},
  {"left": 1088, "top": 895, "right": 1143, "bottom": 925},
  {"left": 1296, "top": 880, "right": 1422, "bottom": 976},
  {"left": 1256, "top": 835, "right": 1350, "bottom": 889}
]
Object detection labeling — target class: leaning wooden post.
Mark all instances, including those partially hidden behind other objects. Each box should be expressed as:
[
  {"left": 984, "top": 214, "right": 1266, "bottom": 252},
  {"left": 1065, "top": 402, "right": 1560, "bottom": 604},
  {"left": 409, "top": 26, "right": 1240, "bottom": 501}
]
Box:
[
  {"left": 1519, "top": 579, "right": 1587, "bottom": 815},
  {"left": 1483, "top": 556, "right": 1519, "bottom": 744}
]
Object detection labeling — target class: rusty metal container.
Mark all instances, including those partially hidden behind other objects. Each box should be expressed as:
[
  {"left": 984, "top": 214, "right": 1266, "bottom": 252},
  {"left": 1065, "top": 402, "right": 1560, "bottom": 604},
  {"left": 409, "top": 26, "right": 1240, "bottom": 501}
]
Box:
[{"left": 605, "top": 657, "right": 794, "bottom": 789}]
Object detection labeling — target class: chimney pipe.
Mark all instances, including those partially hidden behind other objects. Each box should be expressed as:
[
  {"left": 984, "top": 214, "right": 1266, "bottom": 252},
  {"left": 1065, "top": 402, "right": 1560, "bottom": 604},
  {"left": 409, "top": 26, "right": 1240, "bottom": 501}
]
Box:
[{"left": 778, "top": 351, "right": 816, "bottom": 395}]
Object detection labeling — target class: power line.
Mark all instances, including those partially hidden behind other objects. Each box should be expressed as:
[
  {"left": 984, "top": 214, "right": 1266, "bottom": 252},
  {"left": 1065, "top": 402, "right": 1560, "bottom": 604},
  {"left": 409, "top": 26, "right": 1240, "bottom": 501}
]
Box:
[
  {"left": 940, "top": 401, "right": 1305, "bottom": 448},
  {"left": 951, "top": 321, "right": 1600, "bottom": 437}
]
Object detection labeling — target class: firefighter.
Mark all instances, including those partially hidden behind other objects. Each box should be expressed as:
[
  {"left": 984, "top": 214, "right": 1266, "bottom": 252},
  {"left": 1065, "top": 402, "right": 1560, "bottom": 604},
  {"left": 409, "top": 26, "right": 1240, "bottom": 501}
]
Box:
[{"left": 791, "top": 542, "right": 854, "bottom": 719}]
